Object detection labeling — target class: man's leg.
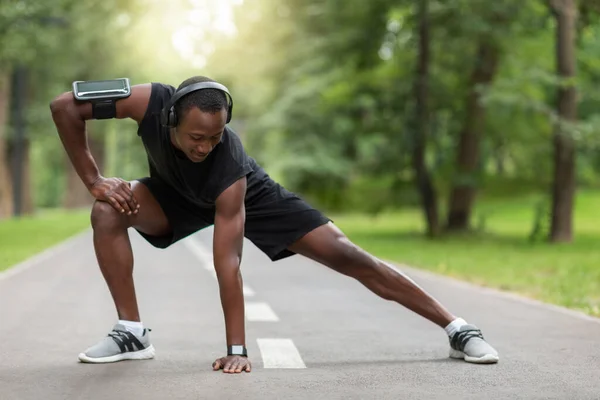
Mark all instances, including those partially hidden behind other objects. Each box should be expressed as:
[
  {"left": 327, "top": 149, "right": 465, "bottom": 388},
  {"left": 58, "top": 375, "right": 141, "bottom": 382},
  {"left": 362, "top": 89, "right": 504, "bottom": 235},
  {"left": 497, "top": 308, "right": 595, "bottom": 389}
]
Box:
[
  {"left": 80, "top": 180, "right": 171, "bottom": 363},
  {"left": 287, "top": 222, "right": 499, "bottom": 364},
  {"left": 91, "top": 180, "right": 171, "bottom": 322},
  {"left": 288, "top": 222, "right": 453, "bottom": 327}
]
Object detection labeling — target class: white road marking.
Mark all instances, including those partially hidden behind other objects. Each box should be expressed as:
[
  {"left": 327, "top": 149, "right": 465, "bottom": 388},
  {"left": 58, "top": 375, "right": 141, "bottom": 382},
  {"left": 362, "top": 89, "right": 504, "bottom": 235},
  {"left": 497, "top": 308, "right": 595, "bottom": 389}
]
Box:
[
  {"left": 183, "top": 237, "right": 255, "bottom": 297},
  {"left": 243, "top": 286, "right": 256, "bottom": 296},
  {"left": 257, "top": 338, "right": 306, "bottom": 368},
  {"left": 246, "top": 302, "right": 279, "bottom": 321},
  {"left": 182, "top": 238, "right": 213, "bottom": 270}
]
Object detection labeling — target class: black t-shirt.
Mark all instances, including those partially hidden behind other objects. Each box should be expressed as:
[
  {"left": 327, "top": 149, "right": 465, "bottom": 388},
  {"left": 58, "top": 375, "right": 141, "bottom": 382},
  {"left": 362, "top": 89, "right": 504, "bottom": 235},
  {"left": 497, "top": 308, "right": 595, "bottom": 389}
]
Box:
[{"left": 136, "top": 82, "right": 276, "bottom": 209}]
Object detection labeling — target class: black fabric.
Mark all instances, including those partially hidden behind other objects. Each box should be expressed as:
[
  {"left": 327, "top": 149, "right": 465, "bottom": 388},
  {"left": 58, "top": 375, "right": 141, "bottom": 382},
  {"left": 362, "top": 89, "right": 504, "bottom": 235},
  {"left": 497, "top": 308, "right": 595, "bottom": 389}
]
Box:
[
  {"left": 137, "top": 83, "right": 253, "bottom": 207},
  {"left": 134, "top": 82, "right": 331, "bottom": 261},
  {"left": 92, "top": 100, "right": 116, "bottom": 120},
  {"left": 109, "top": 330, "right": 145, "bottom": 353},
  {"left": 450, "top": 327, "right": 485, "bottom": 351}
]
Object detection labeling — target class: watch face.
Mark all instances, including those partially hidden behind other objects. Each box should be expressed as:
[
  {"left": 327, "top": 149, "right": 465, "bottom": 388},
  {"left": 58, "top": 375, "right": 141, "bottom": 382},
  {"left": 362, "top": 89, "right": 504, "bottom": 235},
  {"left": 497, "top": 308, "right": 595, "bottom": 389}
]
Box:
[{"left": 230, "top": 345, "right": 244, "bottom": 354}]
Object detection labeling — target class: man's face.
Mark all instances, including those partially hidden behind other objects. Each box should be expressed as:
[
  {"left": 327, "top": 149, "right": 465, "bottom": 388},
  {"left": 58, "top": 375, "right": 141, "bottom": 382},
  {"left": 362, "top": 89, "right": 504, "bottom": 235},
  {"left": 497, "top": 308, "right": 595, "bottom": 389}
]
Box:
[{"left": 172, "top": 107, "right": 227, "bottom": 163}]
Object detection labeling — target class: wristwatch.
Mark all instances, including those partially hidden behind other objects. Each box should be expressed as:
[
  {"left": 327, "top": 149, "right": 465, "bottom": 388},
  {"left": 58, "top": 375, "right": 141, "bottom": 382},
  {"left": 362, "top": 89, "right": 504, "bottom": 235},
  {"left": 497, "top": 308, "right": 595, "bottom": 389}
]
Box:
[{"left": 227, "top": 345, "right": 248, "bottom": 357}]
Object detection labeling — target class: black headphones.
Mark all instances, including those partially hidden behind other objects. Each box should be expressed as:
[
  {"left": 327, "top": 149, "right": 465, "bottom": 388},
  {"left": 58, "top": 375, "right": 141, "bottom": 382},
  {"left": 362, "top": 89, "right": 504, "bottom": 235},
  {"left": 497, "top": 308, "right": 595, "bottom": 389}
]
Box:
[{"left": 160, "top": 81, "right": 234, "bottom": 128}]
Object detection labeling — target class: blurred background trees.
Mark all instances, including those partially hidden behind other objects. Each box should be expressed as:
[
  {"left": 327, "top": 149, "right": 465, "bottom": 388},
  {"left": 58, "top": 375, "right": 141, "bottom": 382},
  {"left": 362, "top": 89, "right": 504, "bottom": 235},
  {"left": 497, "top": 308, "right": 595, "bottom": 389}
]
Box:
[{"left": 1, "top": 0, "right": 599, "bottom": 243}]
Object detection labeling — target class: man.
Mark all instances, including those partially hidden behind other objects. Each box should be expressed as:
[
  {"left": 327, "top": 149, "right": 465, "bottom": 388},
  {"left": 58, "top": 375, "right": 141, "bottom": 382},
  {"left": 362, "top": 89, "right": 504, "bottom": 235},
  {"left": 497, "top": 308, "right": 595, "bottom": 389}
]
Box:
[{"left": 50, "top": 76, "right": 499, "bottom": 373}]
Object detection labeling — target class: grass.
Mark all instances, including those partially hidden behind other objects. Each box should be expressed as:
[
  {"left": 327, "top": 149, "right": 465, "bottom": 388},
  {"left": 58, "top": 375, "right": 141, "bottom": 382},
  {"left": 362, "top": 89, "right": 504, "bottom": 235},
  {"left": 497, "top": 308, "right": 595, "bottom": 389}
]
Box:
[
  {"left": 0, "top": 208, "right": 91, "bottom": 272},
  {"left": 332, "top": 189, "right": 600, "bottom": 318}
]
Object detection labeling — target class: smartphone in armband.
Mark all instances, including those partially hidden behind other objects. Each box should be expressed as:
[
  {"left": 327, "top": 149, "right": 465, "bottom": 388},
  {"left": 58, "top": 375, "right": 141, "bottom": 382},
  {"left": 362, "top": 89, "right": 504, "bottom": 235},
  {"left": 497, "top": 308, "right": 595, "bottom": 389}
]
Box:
[{"left": 72, "top": 78, "right": 132, "bottom": 120}]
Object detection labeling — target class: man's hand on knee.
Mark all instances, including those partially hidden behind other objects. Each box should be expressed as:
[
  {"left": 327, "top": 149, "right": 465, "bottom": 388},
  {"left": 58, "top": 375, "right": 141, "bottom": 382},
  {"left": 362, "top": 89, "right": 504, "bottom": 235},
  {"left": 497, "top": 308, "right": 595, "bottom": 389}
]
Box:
[{"left": 90, "top": 176, "right": 140, "bottom": 215}]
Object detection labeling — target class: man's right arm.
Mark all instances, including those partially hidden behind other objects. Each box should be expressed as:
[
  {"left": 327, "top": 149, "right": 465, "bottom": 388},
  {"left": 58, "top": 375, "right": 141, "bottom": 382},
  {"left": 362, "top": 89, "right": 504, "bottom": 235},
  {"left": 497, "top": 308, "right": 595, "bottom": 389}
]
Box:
[{"left": 49, "top": 83, "right": 152, "bottom": 213}]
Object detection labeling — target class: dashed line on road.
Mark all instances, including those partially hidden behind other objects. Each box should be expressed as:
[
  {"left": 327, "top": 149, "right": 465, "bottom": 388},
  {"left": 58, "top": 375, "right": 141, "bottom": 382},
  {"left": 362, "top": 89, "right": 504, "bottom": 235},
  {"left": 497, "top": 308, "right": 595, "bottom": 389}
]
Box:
[
  {"left": 257, "top": 338, "right": 307, "bottom": 368},
  {"left": 183, "top": 235, "right": 307, "bottom": 369},
  {"left": 243, "top": 285, "right": 256, "bottom": 296},
  {"left": 245, "top": 302, "right": 279, "bottom": 321},
  {"left": 182, "top": 236, "right": 255, "bottom": 297}
]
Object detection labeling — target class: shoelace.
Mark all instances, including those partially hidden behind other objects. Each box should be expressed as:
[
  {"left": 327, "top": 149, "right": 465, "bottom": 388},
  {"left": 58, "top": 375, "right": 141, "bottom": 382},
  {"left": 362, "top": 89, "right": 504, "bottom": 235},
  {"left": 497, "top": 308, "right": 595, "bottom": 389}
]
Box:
[{"left": 450, "top": 328, "right": 484, "bottom": 351}]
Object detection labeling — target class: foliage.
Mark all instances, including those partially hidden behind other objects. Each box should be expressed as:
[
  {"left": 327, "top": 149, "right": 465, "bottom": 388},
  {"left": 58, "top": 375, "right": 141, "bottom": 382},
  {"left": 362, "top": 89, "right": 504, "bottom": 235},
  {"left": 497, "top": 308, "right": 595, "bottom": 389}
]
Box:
[{"left": 1, "top": 0, "right": 600, "bottom": 236}]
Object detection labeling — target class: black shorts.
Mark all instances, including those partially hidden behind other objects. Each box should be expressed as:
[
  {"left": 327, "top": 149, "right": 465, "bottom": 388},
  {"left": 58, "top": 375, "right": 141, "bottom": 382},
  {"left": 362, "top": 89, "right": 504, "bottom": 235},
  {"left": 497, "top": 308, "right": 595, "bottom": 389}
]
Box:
[{"left": 135, "top": 176, "right": 331, "bottom": 261}]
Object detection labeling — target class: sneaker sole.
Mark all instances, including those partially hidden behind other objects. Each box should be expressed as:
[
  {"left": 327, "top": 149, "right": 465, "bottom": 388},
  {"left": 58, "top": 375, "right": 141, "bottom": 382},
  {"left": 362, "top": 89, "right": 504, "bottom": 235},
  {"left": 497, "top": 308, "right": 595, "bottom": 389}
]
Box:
[
  {"left": 78, "top": 345, "right": 156, "bottom": 364},
  {"left": 449, "top": 348, "right": 499, "bottom": 364}
]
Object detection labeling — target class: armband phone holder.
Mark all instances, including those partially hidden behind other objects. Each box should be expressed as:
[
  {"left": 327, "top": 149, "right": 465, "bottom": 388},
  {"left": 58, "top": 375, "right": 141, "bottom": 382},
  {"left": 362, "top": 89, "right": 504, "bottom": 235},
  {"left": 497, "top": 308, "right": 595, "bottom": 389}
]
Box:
[{"left": 72, "top": 78, "right": 131, "bottom": 119}]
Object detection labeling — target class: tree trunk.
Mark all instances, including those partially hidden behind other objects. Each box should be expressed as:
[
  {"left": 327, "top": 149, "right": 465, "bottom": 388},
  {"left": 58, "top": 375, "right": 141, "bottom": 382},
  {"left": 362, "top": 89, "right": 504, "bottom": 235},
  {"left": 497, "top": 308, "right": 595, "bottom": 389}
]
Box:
[
  {"left": 446, "top": 39, "right": 500, "bottom": 231},
  {"left": 0, "top": 70, "right": 12, "bottom": 219},
  {"left": 9, "top": 65, "right": 34, "bottom": 216},
  {"left": 63, "top": 124, "right": 104, "bottom": 209},
  {"left": 412, "top": 0, "right": 440, "bottom": 237},
  {"left": 549, "top": 0, "right": 578, "bottom": 242},
  {"left": 6, "top": 138, "right": 33, "bottom": 214}
]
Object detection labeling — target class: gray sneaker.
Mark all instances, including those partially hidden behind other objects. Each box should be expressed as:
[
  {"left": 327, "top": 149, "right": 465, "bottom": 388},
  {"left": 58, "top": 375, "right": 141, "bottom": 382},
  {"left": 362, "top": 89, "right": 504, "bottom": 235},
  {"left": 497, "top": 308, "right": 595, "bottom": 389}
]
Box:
[
  {"left": 78, "top": 324, "right": 155, "bottom": 364},
  {"left": 449, "top": 324, "right": 499, "bottom": 364}
]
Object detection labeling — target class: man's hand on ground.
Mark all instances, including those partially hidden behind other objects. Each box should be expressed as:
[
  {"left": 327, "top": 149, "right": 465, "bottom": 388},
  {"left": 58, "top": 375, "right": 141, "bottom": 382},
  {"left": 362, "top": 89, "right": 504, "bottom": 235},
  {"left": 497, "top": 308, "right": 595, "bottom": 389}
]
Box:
[
  {"left": 90, "top": 177, "right": 140, "bottom": 215},
  {"left": 212, "top": 355, "right": 252, "bottom": 373}
]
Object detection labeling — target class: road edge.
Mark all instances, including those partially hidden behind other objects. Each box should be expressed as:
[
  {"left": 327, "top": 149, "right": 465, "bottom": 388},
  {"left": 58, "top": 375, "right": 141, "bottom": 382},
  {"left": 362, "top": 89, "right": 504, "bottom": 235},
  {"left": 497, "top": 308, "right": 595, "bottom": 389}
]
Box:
[
  {"left": 0, "top": 228, "right": 91, "bottom": 282},
  {"left": 389, "top": 260, "right": 600, "bottom": 324},
  {"left": 1, "top": 232, "right": 598, "bottom": 325}
]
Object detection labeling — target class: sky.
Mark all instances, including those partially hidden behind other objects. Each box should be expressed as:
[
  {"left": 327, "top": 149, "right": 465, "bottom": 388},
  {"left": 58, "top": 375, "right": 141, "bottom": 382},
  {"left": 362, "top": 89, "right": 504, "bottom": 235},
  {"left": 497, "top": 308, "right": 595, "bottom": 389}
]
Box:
[{"left": 170, "top": 0, "right": 244, "bottom": 68}]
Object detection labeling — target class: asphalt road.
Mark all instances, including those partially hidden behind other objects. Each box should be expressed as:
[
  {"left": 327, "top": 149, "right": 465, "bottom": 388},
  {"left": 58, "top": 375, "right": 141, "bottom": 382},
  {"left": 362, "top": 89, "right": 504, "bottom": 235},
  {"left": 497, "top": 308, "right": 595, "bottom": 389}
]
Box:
[{"left": 1, "top": 227, "right": 599, "bottom": 400}]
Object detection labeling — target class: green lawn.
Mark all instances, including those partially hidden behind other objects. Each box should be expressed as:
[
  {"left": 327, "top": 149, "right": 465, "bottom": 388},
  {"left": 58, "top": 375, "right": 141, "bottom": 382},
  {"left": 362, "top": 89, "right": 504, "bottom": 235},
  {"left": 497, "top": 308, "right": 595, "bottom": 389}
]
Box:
[
  {"left": 333, "top": 190, "right": 600, "bottom": 318},
  {"left": 0, "top": 209, "right": 91, "bottom": 271}
]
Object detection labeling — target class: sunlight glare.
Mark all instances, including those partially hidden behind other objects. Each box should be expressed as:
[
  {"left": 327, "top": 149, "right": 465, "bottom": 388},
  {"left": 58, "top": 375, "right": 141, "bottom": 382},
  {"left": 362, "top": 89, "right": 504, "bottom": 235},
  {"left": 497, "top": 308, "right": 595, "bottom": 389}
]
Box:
[{"left": 171, "top": 0, "right": 241, "bottom": 63}]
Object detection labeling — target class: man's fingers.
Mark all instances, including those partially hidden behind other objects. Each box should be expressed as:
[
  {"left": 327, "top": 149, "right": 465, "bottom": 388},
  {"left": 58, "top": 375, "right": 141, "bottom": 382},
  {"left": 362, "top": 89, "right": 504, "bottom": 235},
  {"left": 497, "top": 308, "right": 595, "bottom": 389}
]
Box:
[
  {"left": 224, "top": 361, "right": 235, "bottom": 373},
  {"left": 231, "top": 362, "right": 242, "bottom": 373},
  {"left": 119, "top": 189, "right": 138, "bottom": 214},
  {"left": 213, "top": 357, "right": 251, "bottom": 373},
  {"left": 111, "top": 192, "right": 133, "bottom": 214},
  {"left": 107, "top": 197, "right": 124, "bottom": 213},
  {"left": 118, "top": 181, "right": 139, "bottom": 211}
]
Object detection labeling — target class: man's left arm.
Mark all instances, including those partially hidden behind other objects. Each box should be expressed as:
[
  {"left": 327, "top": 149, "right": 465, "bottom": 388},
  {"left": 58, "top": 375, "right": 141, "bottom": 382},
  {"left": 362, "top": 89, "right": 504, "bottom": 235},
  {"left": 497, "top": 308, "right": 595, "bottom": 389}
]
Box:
[{"left": 211, "top": 176, "right": 251, "bottom": 374}]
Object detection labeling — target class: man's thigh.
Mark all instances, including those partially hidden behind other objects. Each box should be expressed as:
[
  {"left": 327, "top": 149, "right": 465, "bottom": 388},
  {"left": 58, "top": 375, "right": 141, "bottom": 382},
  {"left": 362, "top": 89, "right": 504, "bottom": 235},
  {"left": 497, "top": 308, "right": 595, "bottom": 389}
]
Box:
[
  {"left": 127, "top": 179, "right": 172, "bottom": 237},
  {"left": 132, "top": 177, "right": 214, "bottom": 248},
  {"left": 244, "top": 194, "right": 331, "bottom": 262}
]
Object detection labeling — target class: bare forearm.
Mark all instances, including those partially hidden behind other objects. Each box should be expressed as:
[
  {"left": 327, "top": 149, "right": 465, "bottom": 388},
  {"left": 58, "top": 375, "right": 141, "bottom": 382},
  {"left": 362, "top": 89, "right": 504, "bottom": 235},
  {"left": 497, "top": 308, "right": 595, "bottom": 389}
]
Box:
[
  {"left": 213, "top": 176, "right": 248, "bottom": 350},
  {"left": 216, "top": 263, "right": 246, "bottom": 346},
  {"left": 50, "top": 96, "right": 100, "bottom": 189}
]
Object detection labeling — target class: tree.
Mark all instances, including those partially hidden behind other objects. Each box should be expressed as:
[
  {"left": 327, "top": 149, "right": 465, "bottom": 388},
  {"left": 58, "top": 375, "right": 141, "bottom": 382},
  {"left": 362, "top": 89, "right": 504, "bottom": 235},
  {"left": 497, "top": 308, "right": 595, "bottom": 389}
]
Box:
[
  {"left": 444, "top": 2, "right": 516, "bottom": 231},
  {"left": 445, "top": 37, "right": 501, "bottom": 231},
  {"left": 0, "top": 71, "right": 11, "bottom": 217},
  {"left": 411, "top": 0, "right": 440, "bottom": 237},
  {"left": 548, "top": 0, "right": 578, "bottom": 242}
]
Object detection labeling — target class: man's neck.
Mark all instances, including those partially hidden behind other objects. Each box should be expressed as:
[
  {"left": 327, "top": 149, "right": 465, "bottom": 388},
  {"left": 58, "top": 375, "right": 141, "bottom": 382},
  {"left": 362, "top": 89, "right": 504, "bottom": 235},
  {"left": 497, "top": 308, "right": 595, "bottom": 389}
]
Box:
[{"left": 169, "top": 129, "right": 187, "bottom": 160}]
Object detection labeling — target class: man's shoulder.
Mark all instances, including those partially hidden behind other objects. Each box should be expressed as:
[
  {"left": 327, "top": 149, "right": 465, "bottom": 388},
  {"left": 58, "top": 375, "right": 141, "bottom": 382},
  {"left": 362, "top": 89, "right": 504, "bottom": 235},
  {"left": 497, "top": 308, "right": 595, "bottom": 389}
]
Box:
[
  {"left": 137, "top": 83, "right": 175, "bottom": 129},
  {"left": 222, "top": 126, "right": 250, "bottom": 165},
  {"left": 149, "top": 82, "right": 176, "bottom": 109}
]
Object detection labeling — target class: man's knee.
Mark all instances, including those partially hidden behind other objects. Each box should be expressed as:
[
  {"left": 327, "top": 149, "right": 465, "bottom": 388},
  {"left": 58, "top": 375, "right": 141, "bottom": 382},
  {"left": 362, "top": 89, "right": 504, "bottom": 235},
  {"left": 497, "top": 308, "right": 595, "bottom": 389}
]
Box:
[{"left": 91, "top": 200, "right": 129, "bottom": 231}]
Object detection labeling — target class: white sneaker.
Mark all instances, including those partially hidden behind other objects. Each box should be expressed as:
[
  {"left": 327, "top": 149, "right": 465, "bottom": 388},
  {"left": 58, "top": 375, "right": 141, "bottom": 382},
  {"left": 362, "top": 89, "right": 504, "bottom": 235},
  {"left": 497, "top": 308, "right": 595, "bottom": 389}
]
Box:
[
  {"left": 449, "top": 324, "right": 499, "bottom": 364},
  {"left": 78, "top": 324, "right": 155, "bottom": 364}
]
